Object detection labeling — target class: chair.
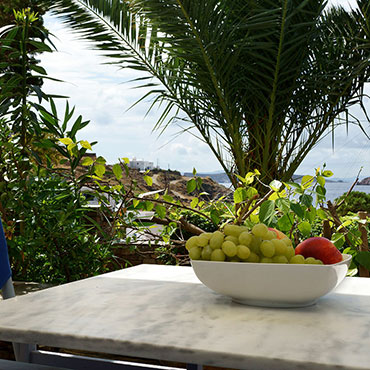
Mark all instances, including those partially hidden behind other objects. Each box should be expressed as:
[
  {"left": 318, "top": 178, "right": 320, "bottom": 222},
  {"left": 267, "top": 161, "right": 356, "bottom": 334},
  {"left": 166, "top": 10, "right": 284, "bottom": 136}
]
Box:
[{"left": 0, "top": 218, "right": 14, "bottom": 300}]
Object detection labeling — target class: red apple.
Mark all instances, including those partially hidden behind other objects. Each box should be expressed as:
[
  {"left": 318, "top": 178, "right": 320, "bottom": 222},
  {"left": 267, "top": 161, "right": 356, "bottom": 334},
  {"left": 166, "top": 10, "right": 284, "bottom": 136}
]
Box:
[
  {"left": 268, "top": 227, "right": 288, "bottom": 240},
  {"left": 295, "top": 237, "right": 342, "bottom": 265}
]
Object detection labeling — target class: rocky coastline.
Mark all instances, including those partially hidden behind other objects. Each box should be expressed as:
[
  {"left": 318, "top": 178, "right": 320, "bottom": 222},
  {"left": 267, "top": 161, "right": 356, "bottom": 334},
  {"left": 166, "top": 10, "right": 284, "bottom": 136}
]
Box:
[{"left": 358, "top": 177, "right": 370, "bottom": 185}]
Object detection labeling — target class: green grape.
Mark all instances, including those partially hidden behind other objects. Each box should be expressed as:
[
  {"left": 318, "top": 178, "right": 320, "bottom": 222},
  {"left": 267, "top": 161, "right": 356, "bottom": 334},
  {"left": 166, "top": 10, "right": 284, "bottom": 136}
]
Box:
[
  {"left": 289, "top": 254, "right": 305, "bottom": 264},
  {"left": 201, "top": 245, "right": 213, "bottom": 260},
  {"left": 249, "top": 235, "right": 262, "bottom": 254},
  {"left": 284, "top": 246, "right": 295, "bottom": 259},
  {"left": 198, "top": 234, "right": 209, "bottom": 247},
  {"left": 271, "top": 239, "right": 287, "bottom": 255},
  {"left": 260, "top": 257, "right": 273, "bottom": 263},
  {"left": 201, "top": 232, "right": 213, "bottom": 241},
  {"left": 282, "top": 237, "right": 293, "bottom": 247},
  {"left": 305, "top": 257, "right": 318, "bottom": 264},
  {"left": 222, "top": 241, "right": 237, "bottom": 257},
  {"left": 209, "top": 231, "right": 224, "bottom": 250},
  {"left": 272, "top": 255, "right": 288, "bottom": 264},
  {"left": 260, "top": 240, "right": 275, "bottom": 258},
  {"left": 211, "top": 249, "right": 226, "bottom": 261},
  {"left": 228, "top": 256, "right": 241, "bottom": 262},
  {"left": 315, "top": 259, "right": 324, "bottom": 265},
  {"left": 246, "top": 252, "right": 260, "bottom": 263},
  {"left": 251, "top": 223, "right": 269, "bottom": 238},
  {"left": 224, "top": 224, "right": 247, "bottom": 237},
  {"left": 236, "top": 245, "right": 250, "bottom": 260},
  {"left": 239, "top": 232, "right": 252, "bottom": 246},
  {"left": 189, "top": 247, "right": 201, "bottom": 260},
  {"left": 225, "top": 235, "right": 239, "bottom": 245},
  {"left": 263, "top": 230, "right": 276, "bottom": 240},
  {"left": 185, "top": 236, "right": 199, "bottom": 251}
]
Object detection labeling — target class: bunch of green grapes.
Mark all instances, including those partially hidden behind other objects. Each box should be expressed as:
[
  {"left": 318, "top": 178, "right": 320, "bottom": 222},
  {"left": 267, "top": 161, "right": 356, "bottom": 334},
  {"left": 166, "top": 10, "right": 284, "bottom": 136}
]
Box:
[{"left": 186, "top": 223, "right": 323, "bottom": 264}]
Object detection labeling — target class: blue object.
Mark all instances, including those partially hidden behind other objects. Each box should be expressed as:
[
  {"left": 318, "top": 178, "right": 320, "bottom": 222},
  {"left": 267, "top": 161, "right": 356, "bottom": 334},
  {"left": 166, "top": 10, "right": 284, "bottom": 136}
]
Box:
[{"left": 0, "top": 217, "right": 12, "bottom": 289}]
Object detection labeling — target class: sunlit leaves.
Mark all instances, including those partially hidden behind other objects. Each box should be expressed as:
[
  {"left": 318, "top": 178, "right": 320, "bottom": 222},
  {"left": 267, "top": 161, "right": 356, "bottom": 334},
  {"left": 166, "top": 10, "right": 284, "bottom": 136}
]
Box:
[
  {"left": 233, "top": 187, "right": 247, "bottom": 204},
  {"left": 112, "top": 163, "right": 123, "bottom": 180},
  {"left": 143, "top": 175, "right": 153, "bottom": 186},
  {"left": 187, "top": 178, "right": 197, "bottom": 193},
  {"left": 290, "top": 202, "right": 304, "bottom": 218},
  {"left": 322, "top": 170, "right": 333, "bottom": 177},
  {"left": 297, "top": 221, "right": 311, "bottom": 236},
  {"left": 82, "top": 157, "right": 94, "bottom": 166},
  {"left": 258, "top": 200, "right": 275, "bottom": 225},
  {"left": 94, "top": 164, "right": 105, "bottom": 177},
  {"left": 80, "top": 140, "right": 92, "bottom": 150},
  {"left": 301, "top": 175, "right": 314, "bottom": 189}
]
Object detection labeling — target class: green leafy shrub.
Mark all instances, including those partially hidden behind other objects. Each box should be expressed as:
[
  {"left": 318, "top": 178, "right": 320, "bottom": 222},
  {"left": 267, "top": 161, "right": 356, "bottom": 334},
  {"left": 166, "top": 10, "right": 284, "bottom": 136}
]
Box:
[
  {"left": 335, "top": 191, "right": 370, "bottom": 216},
  {"left": 6, "top": 174, "right": 115, "bottom": 283}
]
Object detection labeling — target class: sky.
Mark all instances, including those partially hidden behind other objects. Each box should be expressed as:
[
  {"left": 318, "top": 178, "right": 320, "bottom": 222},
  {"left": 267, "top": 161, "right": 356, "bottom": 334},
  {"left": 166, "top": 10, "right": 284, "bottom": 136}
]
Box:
[{"left": 39, "top": 0, "right": 370, "bottom": 180}]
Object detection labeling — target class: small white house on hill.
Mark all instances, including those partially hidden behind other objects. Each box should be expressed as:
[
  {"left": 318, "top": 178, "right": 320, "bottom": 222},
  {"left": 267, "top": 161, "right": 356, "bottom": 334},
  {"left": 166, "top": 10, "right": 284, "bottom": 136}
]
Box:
[{"left": 129, "top": 157, "right": 154, "bottom": 171}]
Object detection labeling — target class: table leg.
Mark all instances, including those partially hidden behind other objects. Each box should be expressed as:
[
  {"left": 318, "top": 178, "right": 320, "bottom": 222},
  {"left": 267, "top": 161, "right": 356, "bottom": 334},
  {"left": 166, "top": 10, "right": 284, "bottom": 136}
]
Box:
[
  {"left": 13, "top": 343, "right": 37, "bottom": 362},
  {"left": 186, "top": 364, "right": 203, "bottom": 370}
]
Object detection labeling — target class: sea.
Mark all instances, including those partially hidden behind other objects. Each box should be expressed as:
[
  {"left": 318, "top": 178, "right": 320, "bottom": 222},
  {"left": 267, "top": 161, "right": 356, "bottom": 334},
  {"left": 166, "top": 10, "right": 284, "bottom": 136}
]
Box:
[{"left": 220, "top": 181, "right": 370, "bottom": 202}]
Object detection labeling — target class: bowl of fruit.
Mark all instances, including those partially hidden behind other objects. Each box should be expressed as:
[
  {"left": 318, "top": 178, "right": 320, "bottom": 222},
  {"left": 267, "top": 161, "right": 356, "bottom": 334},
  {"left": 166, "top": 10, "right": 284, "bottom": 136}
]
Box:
[{"left": 188, "top": 223, "right": 352, "bottom": 308}]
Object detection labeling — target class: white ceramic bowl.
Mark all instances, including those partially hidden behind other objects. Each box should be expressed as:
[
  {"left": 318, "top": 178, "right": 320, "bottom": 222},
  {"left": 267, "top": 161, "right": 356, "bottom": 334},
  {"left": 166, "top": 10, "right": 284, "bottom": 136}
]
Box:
[{"left": 191, "top": 254, "right": 352, "bottom": 308}]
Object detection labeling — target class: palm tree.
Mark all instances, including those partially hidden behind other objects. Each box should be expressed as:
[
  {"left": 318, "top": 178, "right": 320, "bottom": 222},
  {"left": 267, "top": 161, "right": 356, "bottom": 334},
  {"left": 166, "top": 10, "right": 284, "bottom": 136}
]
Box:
[{"left": 46, "top": 0, "right": 370, "bottom": 188}]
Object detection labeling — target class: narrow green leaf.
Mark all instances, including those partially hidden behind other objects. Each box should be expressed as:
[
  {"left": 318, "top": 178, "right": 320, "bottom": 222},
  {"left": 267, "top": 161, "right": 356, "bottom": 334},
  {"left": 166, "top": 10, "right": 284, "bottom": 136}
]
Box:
[
  {"left": 133, "top": 199, "right": 140, "bottom": 208},
  {"left": 258, "top": 200, "right": 275, "bottom": 225}
]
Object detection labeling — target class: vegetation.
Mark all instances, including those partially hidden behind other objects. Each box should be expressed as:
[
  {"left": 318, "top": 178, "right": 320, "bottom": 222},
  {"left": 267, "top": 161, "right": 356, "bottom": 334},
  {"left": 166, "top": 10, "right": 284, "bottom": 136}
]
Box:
[
  {"left": 0, "top": 10, "right": 118, "bottom": 283},
  {"left": 0, "top": 7, "right": 369, "bottom": 283},
  {"left": 46, "top": 0, "right": 370, "bottom": 188},
  {"left": 0, "top": 0, "right": 45, "bottom": 27},
  {"left": 335, "top": 191, "right": 370, "bottom": 216}
]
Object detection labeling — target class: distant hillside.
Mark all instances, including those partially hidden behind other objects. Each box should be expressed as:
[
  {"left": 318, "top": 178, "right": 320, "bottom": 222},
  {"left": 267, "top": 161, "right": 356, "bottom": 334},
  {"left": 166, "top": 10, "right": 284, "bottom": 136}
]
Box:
[
  {"left": 183, "top": 172, "right": 230, "bottom": 184},
  {"left": 358, "top": 177, "right": 370, "bottom": 185}
]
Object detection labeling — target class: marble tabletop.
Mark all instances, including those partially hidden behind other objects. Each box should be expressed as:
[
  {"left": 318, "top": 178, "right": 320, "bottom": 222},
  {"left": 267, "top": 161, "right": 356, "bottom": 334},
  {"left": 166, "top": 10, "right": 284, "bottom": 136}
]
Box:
[{"left": 0, "top": 264, "right": 370, "bottom": 370}]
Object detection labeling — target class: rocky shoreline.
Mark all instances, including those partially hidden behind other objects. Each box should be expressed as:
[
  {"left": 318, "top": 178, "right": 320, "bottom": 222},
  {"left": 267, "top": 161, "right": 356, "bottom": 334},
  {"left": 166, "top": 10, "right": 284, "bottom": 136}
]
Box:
[{"left": 358, "top": 177, "right": 370, "bottom": 185}]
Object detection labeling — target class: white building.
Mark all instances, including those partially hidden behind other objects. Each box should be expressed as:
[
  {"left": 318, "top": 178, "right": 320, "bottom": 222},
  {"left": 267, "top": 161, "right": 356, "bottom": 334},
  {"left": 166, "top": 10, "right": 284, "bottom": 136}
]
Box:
[{"left": 129, "top": 157, "right": 154, "bottom": 171}]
